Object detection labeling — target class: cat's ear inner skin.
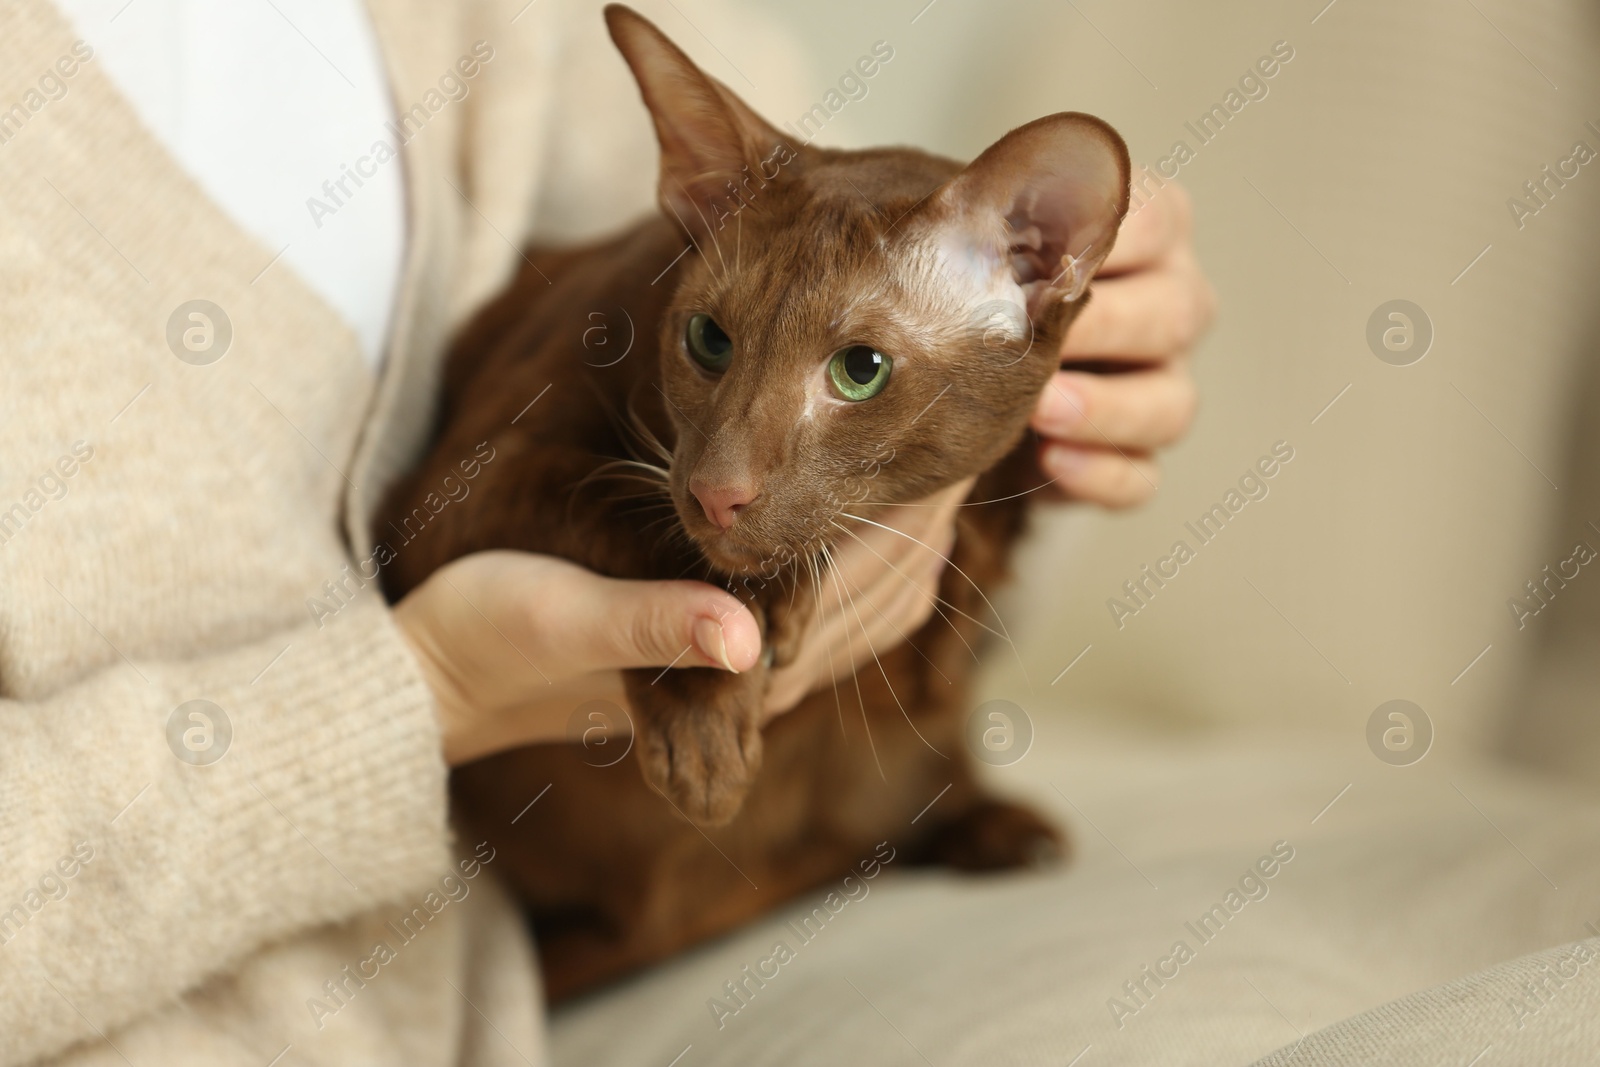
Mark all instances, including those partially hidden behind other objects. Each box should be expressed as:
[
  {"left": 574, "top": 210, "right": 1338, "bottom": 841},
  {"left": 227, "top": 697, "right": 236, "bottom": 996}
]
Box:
[
  {"left": 934, "top": 112, "right": 1131, "bottom": 319},
  {"left": 604, "top": 4, "right": 794, "bottom": 243}
]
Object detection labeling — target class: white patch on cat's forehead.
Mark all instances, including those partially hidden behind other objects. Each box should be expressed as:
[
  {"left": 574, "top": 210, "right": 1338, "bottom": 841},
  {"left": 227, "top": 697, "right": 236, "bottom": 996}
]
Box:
[{"left": 896, "top": 228, "right": 1030, "bottom": 347}]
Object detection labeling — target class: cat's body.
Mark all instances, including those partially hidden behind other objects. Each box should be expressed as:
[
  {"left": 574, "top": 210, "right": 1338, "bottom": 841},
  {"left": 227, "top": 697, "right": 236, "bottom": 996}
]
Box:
[{"left": 378, "top": 6, "right": 1129, "bottom": 1001}]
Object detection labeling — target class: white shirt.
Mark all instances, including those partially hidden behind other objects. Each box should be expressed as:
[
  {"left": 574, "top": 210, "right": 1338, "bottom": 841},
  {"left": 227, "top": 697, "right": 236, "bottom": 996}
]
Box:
[{"left": 53, "top": 0, "right": 406, "bottom": 368}]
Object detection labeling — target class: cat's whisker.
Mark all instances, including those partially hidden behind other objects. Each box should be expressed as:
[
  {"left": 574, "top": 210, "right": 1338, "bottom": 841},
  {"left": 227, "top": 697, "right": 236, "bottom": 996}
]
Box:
[
  {"left": 620, "top": 511, "right": 678, "bottom": 537},
  {"left": 700, "top": 215, "right": 730, "bottom": 280},
  {"left": 660, "top": 188, "right": 724, "bottom": 284},
  {"left": 594, "top": 473, "right": 670, "bottom": 489},
  {"left": 669, "top": 176, "right": 729, "bottom": 281},
  {"left": 611, "top": 493, "right": 675, "bottom": 510},
  {"left": 803, "top": 548, "right": 850, "bottom": 741},
  {"left": 573, "top": 459, "right": 672, "bottom": 509},
  {"left": 600, "top": 486, "right": 672, "bottom": 506},
  {"left": 829, "top": 519, "right": 991, "bottom": 656},
  {"left": 866, "top": 480, "right": 1058, "bottom": 508},
  {"left": 593, "top": 457, "right": 671, "bottom": 481},
  {"left": 671, "top": 556, "right": 704, "bottom": 581},
  {"left": 841, "top": 512, "right": 1036, "bottom": 695},
  {"left": 595, "top": 467, "right": 668, "bottom": 489},
  {"left": 785, "top": 550, "right": 804, "bottom": 613},
  {"left": 590, "top": 480, "right": 673, "bottom": 501},
  {"left": 621, "top": 388, "right": 675, "bottom": 463},
  {"left": 648, "top": 517, "right": 693, "bottom": 558},
  {"left": 640, "top": 512, "right": 683, "bottom": 535},
  {"left": 819, "top": 543, "right": 886, "bottom": 782},
  {"left": 825, "top": 532, "right": 956, "bottom": 689},
  {"left": 838, "top": 511, "right": 1017, "bottom": 647},
  {"left": 590, "top": 378, "right": 672, "bottom": 473},
  {"left": 829, "top": 558, "right": 952, "bottom": 760}
]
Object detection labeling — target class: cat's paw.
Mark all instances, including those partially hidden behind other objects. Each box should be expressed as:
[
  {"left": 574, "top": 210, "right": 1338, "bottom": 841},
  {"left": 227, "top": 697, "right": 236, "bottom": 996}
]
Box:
[
  {"left": 638, "top": 701, "right": 762, "bottom": 827},
  {"left": 920, "top": 798, "right": 1066, "bottom": 872}
]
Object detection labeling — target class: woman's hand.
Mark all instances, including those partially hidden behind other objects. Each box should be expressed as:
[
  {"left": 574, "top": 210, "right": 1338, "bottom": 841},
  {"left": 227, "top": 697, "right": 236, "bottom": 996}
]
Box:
[
  {"left": 394, "top": 551, "right": 761, "bottom": 765},
  {"left": 1031, "top": 181, "right": 1214, "bottom": 507},
  {"left": 393, "top": 483, "right": 968, "bottom": 756},
  {"left": 763, "top": 478, "right": 970, "bottom": 717}
]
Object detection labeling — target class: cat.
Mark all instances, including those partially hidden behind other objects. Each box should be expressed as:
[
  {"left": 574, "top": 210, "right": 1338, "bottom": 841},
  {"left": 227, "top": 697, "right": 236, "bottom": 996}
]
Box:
[{"left": 377, "top": 4, "right": 1130, "bottom": 1001}]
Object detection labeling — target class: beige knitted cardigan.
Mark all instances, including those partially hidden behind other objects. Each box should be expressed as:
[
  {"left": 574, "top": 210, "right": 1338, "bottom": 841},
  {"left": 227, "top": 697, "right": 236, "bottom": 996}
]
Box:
[{"left": 0, "top": 0, "right": 699, "bottom": 1062}]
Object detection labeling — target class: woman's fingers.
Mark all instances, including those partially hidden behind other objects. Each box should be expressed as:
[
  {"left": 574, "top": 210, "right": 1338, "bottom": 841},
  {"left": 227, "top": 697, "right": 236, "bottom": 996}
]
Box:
[
  {"left": 425, "top": 551, "right": 762, "bottom": 680},
  {"left": 1032, "top": 362, "right": 1197, "bottom": 451},
  {"left": 1097, "top": 180, "right": 1192, "bottom": 275},
  {"left": 573, "top": 573, "right": 763, "bottom": 674},
  {"left": 1027, "top": 179, "right": 1210, "bottom": 511},
  {"left": 1061, "top": 249, "right": 1216, "bottom": 361},
  {"left": 397, "top": 550, "right": 770, "bottom": 765},
  {"left": 1037, "top": 444, "right": 1162, "bottom": 509}
]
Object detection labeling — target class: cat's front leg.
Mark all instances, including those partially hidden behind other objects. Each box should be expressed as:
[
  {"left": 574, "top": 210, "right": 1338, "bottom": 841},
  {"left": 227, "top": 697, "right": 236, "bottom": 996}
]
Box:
[
  {"left": 622, "top": 659, "right": 766, "bottom": 827},
  {"left": 620, "top": 578, "right": 814, "bottom": 826}
]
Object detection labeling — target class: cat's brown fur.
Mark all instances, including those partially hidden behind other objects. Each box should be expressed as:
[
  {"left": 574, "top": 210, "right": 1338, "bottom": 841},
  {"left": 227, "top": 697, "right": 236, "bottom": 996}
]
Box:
[{"left": 378, "top": 5, "right": 1129, "bottom": 1001}]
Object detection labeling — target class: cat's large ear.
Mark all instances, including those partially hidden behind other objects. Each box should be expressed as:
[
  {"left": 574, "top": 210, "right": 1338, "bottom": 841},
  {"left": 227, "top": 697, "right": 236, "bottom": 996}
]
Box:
[
  {"left": 935, "top": 113, "right": 1130, "bottom": 317},
  {"left": 605, "top": 5, "right": 794, "bottom": 241}
]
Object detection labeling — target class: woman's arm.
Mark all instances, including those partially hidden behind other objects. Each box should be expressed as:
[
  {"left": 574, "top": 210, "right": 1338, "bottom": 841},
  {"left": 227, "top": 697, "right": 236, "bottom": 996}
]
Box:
[{"left": 0, "top": 600, "right": 447, "bottom": 1066}]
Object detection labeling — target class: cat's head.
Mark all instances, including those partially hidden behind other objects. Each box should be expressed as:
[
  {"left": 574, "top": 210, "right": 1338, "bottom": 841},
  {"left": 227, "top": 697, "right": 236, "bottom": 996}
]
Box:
[{"left": 607, "top": 5, "right": 1129, "bottom": 576}]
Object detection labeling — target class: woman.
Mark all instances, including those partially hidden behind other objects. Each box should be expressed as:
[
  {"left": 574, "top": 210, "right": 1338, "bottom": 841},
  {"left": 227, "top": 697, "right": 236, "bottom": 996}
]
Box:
[{"left": 0, "top": 0, "right": 1211, "bottom": 1062}]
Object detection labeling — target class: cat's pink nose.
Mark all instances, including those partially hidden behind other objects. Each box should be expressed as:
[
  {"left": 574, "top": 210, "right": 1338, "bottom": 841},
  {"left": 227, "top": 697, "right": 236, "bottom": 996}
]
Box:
[{"left": 691, "top": 479, "right": 757, "bottom": 530}]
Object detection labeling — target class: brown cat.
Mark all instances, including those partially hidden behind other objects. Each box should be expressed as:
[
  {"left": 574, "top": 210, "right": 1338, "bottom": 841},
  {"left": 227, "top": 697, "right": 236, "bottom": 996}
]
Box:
[{"left": 378, "top": 5, "right": 1129, "bottom": 1001}]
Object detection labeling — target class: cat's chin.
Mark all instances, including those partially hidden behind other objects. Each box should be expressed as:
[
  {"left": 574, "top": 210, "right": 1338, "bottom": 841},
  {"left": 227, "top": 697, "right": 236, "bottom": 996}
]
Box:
[
  {"left": 689, "top": 528, "right": 824, "bottom": 580},
  {"left": 693, "top": 536, "right": 778, "bottom": 577}
]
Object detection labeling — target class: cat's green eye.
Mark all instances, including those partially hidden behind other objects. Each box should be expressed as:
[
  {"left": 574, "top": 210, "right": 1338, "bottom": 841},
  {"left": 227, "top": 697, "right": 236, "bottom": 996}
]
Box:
[
  {"left": 828, "top": 345, "right": 892, "bottom": 402},
  {"left": 685, "top": 313, "right": 733, "bottom": 373}
]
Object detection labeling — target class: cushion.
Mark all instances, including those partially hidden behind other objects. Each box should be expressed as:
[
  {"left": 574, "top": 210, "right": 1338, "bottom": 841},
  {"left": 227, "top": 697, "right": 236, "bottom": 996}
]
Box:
[{"left": 549, "top": 709, "right": 1600, "bottom": 1065}]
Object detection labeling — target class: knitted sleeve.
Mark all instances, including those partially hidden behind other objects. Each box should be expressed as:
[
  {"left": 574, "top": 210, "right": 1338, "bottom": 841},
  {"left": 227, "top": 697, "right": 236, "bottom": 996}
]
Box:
[{"left": 0, "top": 601, "right": 452, "bottom": 1066}]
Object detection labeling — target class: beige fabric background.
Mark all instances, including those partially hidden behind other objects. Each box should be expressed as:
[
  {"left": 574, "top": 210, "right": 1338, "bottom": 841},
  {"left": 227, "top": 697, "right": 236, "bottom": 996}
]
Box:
[{"left": 553, "top": 721, "right": 1600, "bottom": 1065}]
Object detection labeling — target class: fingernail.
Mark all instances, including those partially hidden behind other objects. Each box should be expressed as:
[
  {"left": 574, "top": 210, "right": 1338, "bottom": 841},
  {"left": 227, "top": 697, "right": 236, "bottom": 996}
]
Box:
[
  {"left": 1043, "top": 445, "right": 1087, "bottom": 479},
  {"left": 694, "top": 617, "right": 739, "bottom": 673},
  {"left": 1045, "top": 382, "right": 1086, "bottom": 429}
]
